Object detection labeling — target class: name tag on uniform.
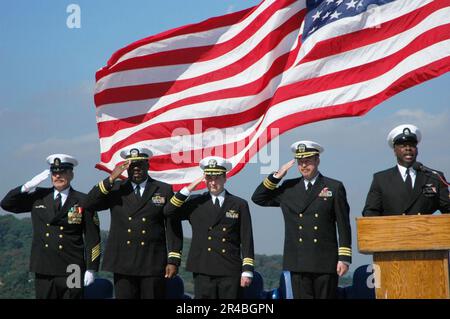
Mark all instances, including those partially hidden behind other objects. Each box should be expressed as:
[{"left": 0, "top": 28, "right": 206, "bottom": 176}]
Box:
[
  {"left": 318, "top": 187, "right": 333, "bottom": 198},
  {"left": 34, "top": 205, "right": 46, "bottom": 209},
  {"left": 225, "top": 210, "right": 239, "bottom": 219},
  {"left": 422, "top": 184, "right": 437, "bottom": 197},
  {"left": 68, "top": 205, "right": 83, "bottom": 224},
  {"left": 152, "top": 194, "right": 166, "bottom": 205}
]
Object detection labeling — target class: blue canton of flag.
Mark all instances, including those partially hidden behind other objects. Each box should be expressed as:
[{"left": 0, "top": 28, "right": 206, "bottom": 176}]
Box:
[{"left": 303, "top": 0, "right": 397, "bottom": 39}]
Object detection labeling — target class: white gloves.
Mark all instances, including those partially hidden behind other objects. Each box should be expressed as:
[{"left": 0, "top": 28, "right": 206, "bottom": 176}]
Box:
[
  {"left": 84, "top": 270, "right": 96, "bottom": 287},
  {"left": 21, "top": 169, "right": 50, "bottom": 193}
]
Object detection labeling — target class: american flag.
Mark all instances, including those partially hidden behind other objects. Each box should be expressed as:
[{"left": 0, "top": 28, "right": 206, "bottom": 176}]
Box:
[{"left": 94, "top": 0, "right": 450, "bottom": 190}]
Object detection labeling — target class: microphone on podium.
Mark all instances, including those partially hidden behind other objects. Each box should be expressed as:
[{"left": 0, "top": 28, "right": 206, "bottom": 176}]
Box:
[
  {"left": 412, "top": 162, "right": 438, "bottom": 174},
  {"left": 412, "top": 162, "right": 449, "bottom": 187}
]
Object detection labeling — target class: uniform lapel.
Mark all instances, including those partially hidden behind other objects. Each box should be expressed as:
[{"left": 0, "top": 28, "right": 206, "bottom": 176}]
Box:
[
  {"left": 203, "top": 193, "right": 218, "bottom": 227},
  {"left": 51, "top": 188, "right": 77, "bottom": 223},
  {"left": 293, "top": 178, "right": 307, "bottom": 212},
  {"left": 42, "top": 189, "right": 57, "bottom": 222},
  {"left": 403, "top": 170, "right": 427, "bottom": 213},
  {"left": 388, "top": 166, "right": 416, "bottom": 213},
  {"left": 299, "top": 174, "right": 325, "bottom": 212},
  {"left": 135, "top": 179, "right": 158, "bottom": 213},
  {"left": 122, "top": 180, "right": 138, "bottom": 208},
  {"left": 211, "top": 191, "right": 230, "bottom": 227}
]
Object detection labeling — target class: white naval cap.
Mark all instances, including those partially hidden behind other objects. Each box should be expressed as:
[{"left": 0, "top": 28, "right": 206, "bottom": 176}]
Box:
[
  {"left": 387, "top": 124, "right": 421, "bottom": 148},
  {"left": 46, "top": 154, "right": 78, "bottom": 172},
  {"left": 119, "top": 147, "right": 153, "bottom": 161},
  {"left": 290, "top": 140, "right": 324, "bottom": 159},
  {"left": 199, "top": 156, "right": 232, "bottom": 176}
]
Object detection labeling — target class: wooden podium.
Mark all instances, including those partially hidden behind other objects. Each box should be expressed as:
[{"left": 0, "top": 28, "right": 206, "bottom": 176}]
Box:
[{"left": 357, "top": 215, "right": 450, "bottom": 299}]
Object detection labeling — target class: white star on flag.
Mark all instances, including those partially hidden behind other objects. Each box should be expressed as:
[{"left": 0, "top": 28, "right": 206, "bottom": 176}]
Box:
[
  {"left": 322, "top": 11, "right": 331, "bottom": 20},
  {"left": 312, "top": 10, "right": 322, "bottom": 21},
  {"left": 346, "top": 0, "right": 358, "bottom": 9},
  {"left": 330, "top": 11, "right": 342, "bottom": 19}
]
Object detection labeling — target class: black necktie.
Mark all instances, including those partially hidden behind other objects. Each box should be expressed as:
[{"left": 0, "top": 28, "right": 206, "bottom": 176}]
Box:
[
  {"left": 55, "top": 193, "right": 62, "bottom": 211},
  {"left": 306, "top": 182, "right": 313, "bottom": 193},
  {"left": 214, "top": 197, "right": 221, "bottom": 209},
  {"left": 135, "top": 185, "right": 141, "bottom": 199},
  {"left": 405, "top": 169, "right": 413, "bottom": 191}
]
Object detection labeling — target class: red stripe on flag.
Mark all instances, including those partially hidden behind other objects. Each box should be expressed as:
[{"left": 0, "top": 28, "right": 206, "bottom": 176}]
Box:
[
  {"left": 96, "top": 0, "right": 297, "bottom": 81},
  {"left": 103, "top": 7, "right": 255, "bottom": 71},
  {"left": 94, "top": 10, "right": 304, "bottom": 107}
]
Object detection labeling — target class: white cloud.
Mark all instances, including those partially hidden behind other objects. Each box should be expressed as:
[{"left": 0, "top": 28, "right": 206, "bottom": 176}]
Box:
[
  {"left": 392, "top": 108, "right": 450, "bottom": 131},
  {"left": 15, "top": 133, "right": 99, "bottom": 157}
]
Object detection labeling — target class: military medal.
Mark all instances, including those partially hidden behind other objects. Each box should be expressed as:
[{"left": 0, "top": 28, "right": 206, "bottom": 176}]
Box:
[{"left": 68, "top": 205, "right": 83, "bottom": 224}]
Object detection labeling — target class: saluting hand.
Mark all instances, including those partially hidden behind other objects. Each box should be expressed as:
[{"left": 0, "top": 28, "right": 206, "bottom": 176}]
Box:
[
  {"left": 109, "top": 160, "right": 131, "bottom": 182},
  {"left": 273, "top": 159, "right": 296, "bottom": 179},
  {"left": 22, "top": 169, "right": 50, "bottom": 193},
  {"left": 165, "top": 264, "right": 178, "bottom": 279},
  {"left": 186, "top": 176, "right": 204, "bottom": 192}
]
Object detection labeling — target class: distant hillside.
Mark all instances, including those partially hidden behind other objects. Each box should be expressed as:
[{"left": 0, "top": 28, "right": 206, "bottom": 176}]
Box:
[
  {"left": 0, "top": 215, "right": 34, "bottom": 298},
  {"left": 0, "top": 215, "right": 352, "bottom": 298}
]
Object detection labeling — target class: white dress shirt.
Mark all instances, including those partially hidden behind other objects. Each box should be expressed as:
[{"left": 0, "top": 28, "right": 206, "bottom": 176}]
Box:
[
  {"left": 210, "top": 191, "right": 225, "bottom": 207},
  {"left": 303, "top": 172, "right": 320, "bottom": 189},
  {"left": 131, "top": 179, "right": 148, "bottom": 196},
  {"left": 54, "top": 187, "right": 70, "bottom": 207},
  {"left": 397, "top": 164, "right": 417, "bottom": 188}
]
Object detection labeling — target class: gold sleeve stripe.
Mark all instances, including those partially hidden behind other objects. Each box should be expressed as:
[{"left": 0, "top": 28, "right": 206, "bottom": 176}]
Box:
[
  {"left": 264, "top": 178, "right": 277, "bottom": 188},
  {"left": 92, "top": 251, "right": 100, "bottom": 262},
  {"left": 339, "top": 247, "right": 352, "bottom": 256},
  {"left": 263, "top": 178, "right": 277, "bottom": 190},
  {"left": 99, "top": 181, "right": 107, "bottom": 194},
  {"left": 91, "top": 244, "right": 100, "bottom": 262},
  {"left": 171, "top": 196, "right": 184, "bottom": 205},
  {"left": 98, "top": 181, "right": 109, "bottom": 195},
  {"left": 168, "top": 252, "right": 181, "bottom": 256},
  {"left": 263, "top": 181, "right": 274, "bottom": 190},
  {"left": 168, "top": 252, "right": 181, "bottom": 259},
  {"left": 170, "top": 196, "right": 184, "bottom": 207},
  {"left": 242, "top": 258, "right": 254, "bottom": 266}
]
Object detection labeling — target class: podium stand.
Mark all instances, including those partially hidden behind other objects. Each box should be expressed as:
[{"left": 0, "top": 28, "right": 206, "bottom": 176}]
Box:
[{"left": 356, "top": 215, "right": 450, "bottom": 299}]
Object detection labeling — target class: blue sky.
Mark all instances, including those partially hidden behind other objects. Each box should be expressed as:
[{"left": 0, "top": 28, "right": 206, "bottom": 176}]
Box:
[{"left": 1, "top": 1, "right": 449, "bottom": 271}]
